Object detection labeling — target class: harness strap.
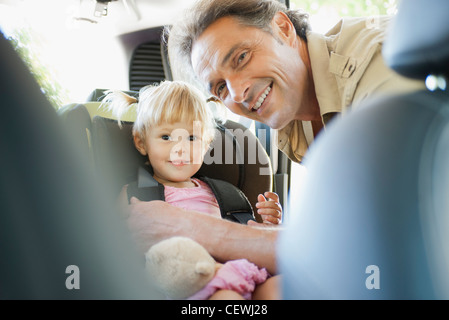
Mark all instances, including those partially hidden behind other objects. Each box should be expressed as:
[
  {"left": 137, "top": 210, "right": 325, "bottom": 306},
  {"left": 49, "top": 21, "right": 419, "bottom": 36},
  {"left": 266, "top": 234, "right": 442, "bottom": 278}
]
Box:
[
  {"left": 200, "top": 176, "right": 255, "bottom": 224},
  {"left": 126, "top": 166, "right": 255, "bottom": 224},
  {"left": 126, "top": 166, "right": 165, "bottom": 202}
]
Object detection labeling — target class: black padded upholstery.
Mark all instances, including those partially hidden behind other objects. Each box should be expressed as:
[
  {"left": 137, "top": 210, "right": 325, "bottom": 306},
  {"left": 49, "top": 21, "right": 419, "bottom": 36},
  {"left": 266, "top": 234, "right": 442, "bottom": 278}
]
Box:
[
  {"left": 198, "top": 120, "right": 273, "bottom": 218},
  {"left": 90, "top": 117, "right": 146, "bottom": 196}
]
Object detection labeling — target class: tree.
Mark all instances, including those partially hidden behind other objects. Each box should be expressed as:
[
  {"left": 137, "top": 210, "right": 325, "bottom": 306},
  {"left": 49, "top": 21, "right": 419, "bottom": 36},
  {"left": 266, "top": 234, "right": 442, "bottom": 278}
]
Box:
[
  {"left": 6, "top": 28, "right": 69, "bottom": 110},
  {"left": 290, "top": 0, "right": 397, "bottom": 18}
]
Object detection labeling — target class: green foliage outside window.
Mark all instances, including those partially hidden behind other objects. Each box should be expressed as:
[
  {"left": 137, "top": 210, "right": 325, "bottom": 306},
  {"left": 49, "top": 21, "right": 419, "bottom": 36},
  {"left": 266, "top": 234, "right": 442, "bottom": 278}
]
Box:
[
  {"left": 5, "top": 28, "right": 69, "bottom": 110},
  {"left": 290, "top": 0, "right": 398, "bottom": 17}
]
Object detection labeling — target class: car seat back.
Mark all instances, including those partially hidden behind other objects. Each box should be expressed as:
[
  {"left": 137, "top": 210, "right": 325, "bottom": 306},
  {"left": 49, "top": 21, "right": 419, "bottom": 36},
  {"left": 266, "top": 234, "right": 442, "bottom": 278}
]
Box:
[
  {"left": 279, "top": 0, "right": 449, "bottom": 299},
  {"left": 0, "top": 34, "right": 159, "bottom": 299}
]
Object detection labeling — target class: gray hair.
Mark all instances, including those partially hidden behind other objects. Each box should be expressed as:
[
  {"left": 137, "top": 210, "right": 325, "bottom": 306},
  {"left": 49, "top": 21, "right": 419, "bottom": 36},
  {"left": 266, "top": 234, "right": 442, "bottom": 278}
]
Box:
[{"left": 165, "top": 0, "right": 310, "bottom": 82}]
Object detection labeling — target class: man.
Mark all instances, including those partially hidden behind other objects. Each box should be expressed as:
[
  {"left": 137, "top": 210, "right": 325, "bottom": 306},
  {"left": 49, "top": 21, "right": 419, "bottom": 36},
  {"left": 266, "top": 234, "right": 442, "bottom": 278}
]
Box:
[
  {"left": 127, "top": 0, "right": 423, "bottom": 275},
  {"left": 167, "top": 0, "right": 423, "bottom": 163}
]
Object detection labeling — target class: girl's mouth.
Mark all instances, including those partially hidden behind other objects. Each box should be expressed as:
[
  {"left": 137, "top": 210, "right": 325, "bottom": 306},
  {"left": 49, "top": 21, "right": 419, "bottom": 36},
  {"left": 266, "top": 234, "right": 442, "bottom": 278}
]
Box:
[{"left": 170, "top": 160, "right": 190, "bottom": 167}]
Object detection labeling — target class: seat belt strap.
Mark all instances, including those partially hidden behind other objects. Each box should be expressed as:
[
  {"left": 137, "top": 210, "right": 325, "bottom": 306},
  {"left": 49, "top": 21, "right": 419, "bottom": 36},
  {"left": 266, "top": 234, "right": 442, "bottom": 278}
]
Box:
[
  {"left": 127, "top": 166, "right": 255, "bottom": 224},
  {"left": 200, "top": 176, "right": 256, "bottom": 224},
  {"left": 126, "top": 166, "right": 165, "bottom": 202}
]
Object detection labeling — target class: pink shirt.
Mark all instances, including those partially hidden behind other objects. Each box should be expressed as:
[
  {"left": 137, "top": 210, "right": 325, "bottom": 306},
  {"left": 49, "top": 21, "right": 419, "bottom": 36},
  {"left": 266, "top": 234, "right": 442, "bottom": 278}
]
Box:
[{"left": 164, "top": 178, "right": 221, "bottom": 218}]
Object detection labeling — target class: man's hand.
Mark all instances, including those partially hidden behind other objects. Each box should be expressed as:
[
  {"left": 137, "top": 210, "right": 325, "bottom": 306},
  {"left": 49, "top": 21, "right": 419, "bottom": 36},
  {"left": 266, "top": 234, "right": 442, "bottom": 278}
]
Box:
[
  {"left": 126, "top": 197, "right": 185, "bottom": 254},
  {"left": 125, "top": 196, "right": 279, "bottom": 275}
]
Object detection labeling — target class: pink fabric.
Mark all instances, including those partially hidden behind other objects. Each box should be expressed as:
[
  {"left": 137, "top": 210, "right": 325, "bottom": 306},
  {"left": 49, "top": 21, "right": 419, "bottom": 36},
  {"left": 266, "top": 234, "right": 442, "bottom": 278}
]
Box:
[
  {"left": 187, "top": 259, "right": 269, "bottom": 300},
  {"left": 164, "top": 178, "right": 221, "bottom": 218}
]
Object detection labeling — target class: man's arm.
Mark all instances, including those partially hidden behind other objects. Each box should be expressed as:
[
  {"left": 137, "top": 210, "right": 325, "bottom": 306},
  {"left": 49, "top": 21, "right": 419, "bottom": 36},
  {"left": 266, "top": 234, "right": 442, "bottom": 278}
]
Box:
[{"left": 126, "top": 198, "right": 279, "bottom": 275}]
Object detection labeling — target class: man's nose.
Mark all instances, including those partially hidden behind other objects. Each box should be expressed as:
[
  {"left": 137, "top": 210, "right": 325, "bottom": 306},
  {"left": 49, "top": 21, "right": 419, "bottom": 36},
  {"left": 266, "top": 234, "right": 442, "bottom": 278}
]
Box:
[{"left": 227, "top": 77, "right": 250, "bottom": 104}]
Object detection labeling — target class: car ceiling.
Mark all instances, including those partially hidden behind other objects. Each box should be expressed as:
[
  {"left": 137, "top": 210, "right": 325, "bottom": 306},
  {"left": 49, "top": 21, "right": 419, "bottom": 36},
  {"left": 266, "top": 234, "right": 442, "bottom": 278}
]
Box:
[{"left": 0, "top": 0, "right": 197, "bottom": 36}]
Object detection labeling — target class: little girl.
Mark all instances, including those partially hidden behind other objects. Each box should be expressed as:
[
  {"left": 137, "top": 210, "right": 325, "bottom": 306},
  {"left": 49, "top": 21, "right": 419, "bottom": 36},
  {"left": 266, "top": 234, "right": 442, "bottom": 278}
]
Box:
[
  {"left": 102, "top": 80, "right": 282, "bottom": 225},
  {"left": 102, "top": 80, "right": 281, "bottom": 300}
]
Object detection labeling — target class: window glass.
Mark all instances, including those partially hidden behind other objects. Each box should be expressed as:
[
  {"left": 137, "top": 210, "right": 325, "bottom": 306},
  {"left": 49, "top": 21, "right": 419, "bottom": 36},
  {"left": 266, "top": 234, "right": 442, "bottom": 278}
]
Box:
[{"left": 288, "top": 0, "right": 398, "bottom": 219}]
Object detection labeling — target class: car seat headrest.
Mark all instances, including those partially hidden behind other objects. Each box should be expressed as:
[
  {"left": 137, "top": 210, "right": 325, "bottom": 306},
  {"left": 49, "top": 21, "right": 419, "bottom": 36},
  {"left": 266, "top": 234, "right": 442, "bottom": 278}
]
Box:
[
  {"left": 382, "top": 0, "right": 449, "bottom": 80},
  {"left": 86, "top": 89, "right": 139, "bottom": 103}
]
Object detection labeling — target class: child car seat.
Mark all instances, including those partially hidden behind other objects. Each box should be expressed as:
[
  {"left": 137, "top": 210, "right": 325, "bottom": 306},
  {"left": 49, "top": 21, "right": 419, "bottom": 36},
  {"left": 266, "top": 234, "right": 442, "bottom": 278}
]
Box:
[
  {"left": 57, "top": 99, "right": 273, "bottom": 223},
  {"left": 278, "top": 0, "right": 449, "bottom": 299}
]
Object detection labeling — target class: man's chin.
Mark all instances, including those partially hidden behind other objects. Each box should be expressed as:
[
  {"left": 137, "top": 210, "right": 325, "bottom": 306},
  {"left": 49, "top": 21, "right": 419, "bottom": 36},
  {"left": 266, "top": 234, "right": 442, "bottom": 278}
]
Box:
[{"left": 264, "top": 117, "right": 293, "bottom": 130}]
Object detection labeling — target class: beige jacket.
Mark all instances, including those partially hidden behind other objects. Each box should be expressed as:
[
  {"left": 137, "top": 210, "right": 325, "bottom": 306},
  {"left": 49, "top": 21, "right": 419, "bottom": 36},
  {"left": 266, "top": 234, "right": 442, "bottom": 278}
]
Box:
[{"left": 277, "top": 16, "right": 424, "bottom": 163}]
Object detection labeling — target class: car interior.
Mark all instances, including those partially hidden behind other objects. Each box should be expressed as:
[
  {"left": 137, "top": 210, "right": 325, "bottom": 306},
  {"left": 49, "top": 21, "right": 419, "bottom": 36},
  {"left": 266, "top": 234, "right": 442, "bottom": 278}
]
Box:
[{"left": 1, "top": 0, "right": 448, "bottom": 300}]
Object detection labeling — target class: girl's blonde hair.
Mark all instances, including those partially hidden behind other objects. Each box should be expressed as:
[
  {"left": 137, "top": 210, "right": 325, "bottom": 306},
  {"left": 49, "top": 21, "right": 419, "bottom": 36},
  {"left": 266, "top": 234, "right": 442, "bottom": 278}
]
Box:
[{"left": 101, "top": 80, "right": 217, "bottom": 145}]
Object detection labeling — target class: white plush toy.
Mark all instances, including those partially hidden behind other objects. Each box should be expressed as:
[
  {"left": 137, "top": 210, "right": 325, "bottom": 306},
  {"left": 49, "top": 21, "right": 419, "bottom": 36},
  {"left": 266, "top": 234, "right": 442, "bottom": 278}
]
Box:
[
  {"left": 145, "top": 236, "right": 217, "bottom": 299},
  {"left": 145, "top": 236, "right": 269, "bottom": 300}
]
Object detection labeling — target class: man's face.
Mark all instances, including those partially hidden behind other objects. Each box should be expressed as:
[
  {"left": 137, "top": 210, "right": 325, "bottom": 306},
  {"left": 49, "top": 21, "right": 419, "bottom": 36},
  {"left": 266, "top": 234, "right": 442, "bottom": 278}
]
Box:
[{"left": 191, "top": 14, "right": 309, "bottom": 130}]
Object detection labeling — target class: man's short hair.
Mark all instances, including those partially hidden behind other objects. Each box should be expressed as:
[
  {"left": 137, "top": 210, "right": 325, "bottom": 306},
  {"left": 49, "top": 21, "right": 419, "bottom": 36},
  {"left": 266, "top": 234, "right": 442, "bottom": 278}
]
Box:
[{"left": 165, "top": 0, "right": 310, "bottom": 81}]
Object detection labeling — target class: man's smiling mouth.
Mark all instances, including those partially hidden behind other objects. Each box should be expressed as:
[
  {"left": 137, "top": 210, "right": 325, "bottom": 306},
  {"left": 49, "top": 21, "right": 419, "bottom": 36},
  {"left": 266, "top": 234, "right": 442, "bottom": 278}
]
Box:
[{"left": 252, "top": 84, "right": 272, "bottom": 111}]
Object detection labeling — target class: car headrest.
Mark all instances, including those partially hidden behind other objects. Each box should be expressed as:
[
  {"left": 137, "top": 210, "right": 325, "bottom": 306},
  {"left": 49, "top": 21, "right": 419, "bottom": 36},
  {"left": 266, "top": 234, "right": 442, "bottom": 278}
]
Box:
[
  {"left": 86, "top": 88, "right": 139, "bottom": 102},
  {"left": 382, "top": 0, "right": 449, "bottom": 80}
]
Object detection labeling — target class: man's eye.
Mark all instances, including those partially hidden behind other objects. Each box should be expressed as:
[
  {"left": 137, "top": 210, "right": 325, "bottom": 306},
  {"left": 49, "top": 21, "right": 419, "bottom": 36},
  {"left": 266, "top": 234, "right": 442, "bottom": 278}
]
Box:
[
  {"left": 238, "top": 52, "right": 247, "bottom": 64},
  {"left": 161, "top": 135, "right": 171, "bottom": 141},
  {"left": 216, "top": 83, "right": 227, "bottom": 98}
]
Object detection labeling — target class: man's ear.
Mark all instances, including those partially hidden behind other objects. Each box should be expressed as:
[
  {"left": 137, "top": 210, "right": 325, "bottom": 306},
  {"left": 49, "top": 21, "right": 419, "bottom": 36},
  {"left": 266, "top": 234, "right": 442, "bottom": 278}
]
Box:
[
  {"left": 272, "top": 11, "right": 297, "bottom": 46},
  {"left": 133, "top": 134, "right": 147, "bottom": 156}
]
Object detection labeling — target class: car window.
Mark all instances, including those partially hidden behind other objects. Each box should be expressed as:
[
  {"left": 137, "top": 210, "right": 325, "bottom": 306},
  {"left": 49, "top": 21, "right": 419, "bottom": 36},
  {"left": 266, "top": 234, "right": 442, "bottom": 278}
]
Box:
[{"left": 0, "top": 0, "right": 197, "bottom": 108}]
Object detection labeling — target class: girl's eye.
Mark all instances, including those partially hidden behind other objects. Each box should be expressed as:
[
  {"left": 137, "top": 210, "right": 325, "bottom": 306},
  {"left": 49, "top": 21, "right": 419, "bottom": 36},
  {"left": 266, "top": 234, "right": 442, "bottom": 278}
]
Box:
[
  {"left": 161, "top": 135, "right": 171, "bottom": 141},
  {"left": 189, "top": 135, "right": 197, "bottom": 141}
]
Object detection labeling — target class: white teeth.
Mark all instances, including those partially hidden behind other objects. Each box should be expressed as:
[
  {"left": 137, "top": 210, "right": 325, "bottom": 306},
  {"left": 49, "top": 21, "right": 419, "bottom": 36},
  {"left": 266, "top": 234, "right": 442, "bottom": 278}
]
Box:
[{"left": 253, "top": 86, "right": 271, "bottom": 111}]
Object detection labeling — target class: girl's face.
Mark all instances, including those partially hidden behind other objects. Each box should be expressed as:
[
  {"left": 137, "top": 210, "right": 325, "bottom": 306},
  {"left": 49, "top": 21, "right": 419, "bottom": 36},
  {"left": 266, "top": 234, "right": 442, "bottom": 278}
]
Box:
[{"left": 134, "top": 121, "right": 208, "bottom": 187}]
